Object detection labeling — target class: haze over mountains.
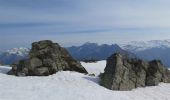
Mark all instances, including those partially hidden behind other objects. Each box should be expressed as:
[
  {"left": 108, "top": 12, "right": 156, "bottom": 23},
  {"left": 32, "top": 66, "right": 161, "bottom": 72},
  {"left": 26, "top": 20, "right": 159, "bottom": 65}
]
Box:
[{"left": 1, "top": 39, "right": 170, "bottom": 67}]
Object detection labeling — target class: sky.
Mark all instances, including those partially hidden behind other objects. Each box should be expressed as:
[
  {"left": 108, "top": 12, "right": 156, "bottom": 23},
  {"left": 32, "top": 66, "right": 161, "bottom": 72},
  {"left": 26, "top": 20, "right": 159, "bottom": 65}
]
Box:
[{"left": 1, "top": 0, "right": 170, "bottom": 50}]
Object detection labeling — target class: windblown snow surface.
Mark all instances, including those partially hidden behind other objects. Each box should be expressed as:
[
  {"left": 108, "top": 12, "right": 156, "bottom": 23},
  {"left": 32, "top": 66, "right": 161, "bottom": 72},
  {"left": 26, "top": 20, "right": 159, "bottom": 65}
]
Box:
[{"left": 0, "top": 61, "right": 170, "bottom": 100}]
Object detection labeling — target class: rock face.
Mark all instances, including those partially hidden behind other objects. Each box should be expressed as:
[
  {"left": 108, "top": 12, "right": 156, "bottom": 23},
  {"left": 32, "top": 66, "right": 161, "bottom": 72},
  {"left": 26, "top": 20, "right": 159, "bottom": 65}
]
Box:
[
  {"left": 100, "top": 53, "right": 170, "bottom": 91},
  {"left": 8, "top": 40, "right": 88, "bottom": 76}
]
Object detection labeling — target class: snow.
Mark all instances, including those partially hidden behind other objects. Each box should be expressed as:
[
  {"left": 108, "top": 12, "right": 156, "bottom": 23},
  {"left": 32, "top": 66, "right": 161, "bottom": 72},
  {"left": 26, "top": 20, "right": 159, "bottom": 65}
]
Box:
[
  {"left": 6, "top": 47, "right": 29, "bottom": 56},
  {"left": 0, "top": 61, "right": 170, "bottom": 100},
  {"left": 81, "top": 61, "right": 106, "bottom": 76},
  {"left": 0, "top": 66, "right": 11, "bottom": 74},
  {"left": 120, "top": 39, "right": 170, "bottom": 52}
]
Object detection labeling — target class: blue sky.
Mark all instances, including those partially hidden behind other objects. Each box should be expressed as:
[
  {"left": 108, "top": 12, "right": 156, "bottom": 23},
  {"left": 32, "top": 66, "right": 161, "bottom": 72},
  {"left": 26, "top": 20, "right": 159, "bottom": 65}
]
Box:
[{"left": 1, "top": 0, "right": 170, "bottom": 50}]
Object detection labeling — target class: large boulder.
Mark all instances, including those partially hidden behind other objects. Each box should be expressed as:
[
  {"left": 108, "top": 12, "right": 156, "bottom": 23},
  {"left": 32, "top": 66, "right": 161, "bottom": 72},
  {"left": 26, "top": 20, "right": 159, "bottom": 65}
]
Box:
[
  {"left": 100, "top": 53, "right": 170, "bottom": 91},
  {"left": 8, "top": 40, "right": 88, "bottom": 76}
]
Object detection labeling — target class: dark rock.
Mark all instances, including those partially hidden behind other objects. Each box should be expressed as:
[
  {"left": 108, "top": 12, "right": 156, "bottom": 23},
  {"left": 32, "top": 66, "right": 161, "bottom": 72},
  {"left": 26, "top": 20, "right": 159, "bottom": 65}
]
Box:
[
  {"left": 8, "top": 40, "right": 88, "bottom": 76},
  {"left": 100, "top": 53, "right": 170, "bottom": 91}
]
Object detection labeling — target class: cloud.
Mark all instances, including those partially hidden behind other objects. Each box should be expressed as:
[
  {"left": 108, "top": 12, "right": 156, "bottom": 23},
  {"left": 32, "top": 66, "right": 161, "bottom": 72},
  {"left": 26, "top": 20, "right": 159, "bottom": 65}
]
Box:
[{"left": 0, "top": 0, "right": 170, "bottom": 50}]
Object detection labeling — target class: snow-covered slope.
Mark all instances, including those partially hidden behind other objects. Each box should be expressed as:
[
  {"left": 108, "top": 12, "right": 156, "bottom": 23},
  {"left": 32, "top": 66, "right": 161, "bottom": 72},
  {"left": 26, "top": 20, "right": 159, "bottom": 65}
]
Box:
[
  {"left": 0, "top": 61, "right": 170, "bottom": 100},
  {"left": 121, "top": 39, "right": 170, "bottom": 52},
  {"left": 81, "top": 61, "right": 106, "bottom": 76}
]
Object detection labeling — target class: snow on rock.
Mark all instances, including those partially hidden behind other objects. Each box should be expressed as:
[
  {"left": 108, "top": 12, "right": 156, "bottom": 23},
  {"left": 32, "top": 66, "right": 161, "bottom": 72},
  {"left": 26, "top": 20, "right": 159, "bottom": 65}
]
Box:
[{"left": 0, "top": 61, "right": 170, "bottom": 100}]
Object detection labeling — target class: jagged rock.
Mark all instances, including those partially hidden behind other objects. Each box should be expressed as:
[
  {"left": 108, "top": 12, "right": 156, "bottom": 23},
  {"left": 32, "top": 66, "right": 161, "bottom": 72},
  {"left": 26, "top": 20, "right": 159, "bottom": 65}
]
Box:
[
  {"left": 100, "top": 53, "right": 170, "bottom": 91},
  {"left": 8, "top": 40, "right": 88, "bottom": 76}
]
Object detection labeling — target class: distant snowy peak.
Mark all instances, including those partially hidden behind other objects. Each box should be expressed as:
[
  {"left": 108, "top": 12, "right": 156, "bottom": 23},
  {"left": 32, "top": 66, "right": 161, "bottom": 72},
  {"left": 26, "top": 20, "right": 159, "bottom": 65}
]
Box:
[
  {"left": 6, "top": 47, "right": 30, "bottom": 56},
  {"left": 121, "top": 39, "right": 170, "bottom": 52}
]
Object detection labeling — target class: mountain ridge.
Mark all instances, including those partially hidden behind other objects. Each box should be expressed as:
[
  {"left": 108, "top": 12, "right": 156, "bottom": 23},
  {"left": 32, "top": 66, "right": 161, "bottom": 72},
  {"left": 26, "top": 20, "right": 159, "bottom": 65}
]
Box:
[
  {"left": 1, "top": 39, "right": 170, "bottom": 67},
  {"left": 0, "top": 47, "right": 29, "bottom": 65},
  {"left": 67, "top": 42, "right": 135, "bottom": 61},
  {"left": 120, "top": 39, "right": 170, "bottom": 52},
  {"left": 120, "top": 39, "right": 170, "bottom": 67},
  {"left": 0, "top": 43, "right": 135, "bottom": 65}
]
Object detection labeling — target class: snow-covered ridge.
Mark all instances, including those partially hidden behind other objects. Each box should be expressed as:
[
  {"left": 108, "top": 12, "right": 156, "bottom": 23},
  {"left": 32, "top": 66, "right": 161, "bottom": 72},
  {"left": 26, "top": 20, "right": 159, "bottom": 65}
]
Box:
[
  {"left": 120, "top": 39, "right": 170, "bottom": 52},
  {"left": 0, "top": 61, "right": 170, "bottom": 100},
  {"left": 6, "top": 47, "right": 30, "bottom": 56}
]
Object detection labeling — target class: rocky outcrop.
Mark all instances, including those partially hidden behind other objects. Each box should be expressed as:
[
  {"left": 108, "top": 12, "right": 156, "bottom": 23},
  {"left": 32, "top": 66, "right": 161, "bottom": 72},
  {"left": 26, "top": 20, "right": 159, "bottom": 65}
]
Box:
[
  {"left": 8, "top": 40, "right": 88, "bottom": 76},
  {"left": 100, "top": 53, "right": 170, "bottom": 91}
]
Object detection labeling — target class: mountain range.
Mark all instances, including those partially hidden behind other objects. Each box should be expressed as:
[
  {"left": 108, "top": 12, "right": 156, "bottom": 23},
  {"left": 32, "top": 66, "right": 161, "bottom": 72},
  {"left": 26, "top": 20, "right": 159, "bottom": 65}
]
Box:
[
  {"left": 67, "top": 42, "right": 135, "bottom": 61},
  {"left": 0, "top": 43, "right": 134, "bottom": 65},
  {"left": 0, "top": 48, "right": 29, "bottom": 65},
  {"left": 120, "top": 40, "right": 170, "bottom": 67},
  {"left": 1, "top": 39, "right": 170, "bottom": 67}
]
